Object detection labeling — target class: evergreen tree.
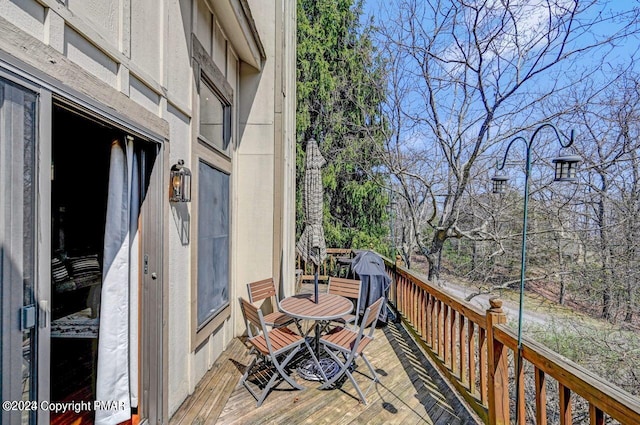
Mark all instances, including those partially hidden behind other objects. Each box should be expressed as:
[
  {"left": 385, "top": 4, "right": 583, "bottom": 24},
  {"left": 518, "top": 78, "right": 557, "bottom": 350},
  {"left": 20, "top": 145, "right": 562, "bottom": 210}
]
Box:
[{"left": 297, "top": 0, "right": 389, "bottom": 253}]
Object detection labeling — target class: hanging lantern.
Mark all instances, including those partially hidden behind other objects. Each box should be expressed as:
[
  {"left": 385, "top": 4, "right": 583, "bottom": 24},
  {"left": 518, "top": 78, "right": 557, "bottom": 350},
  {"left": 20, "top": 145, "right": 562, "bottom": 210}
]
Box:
[
  {"left": 491, "top": 174, "right": 508, "bottom": 194},
  {"left": 552, "top": 154, "right": 581, "bottom": 182},
  {"left": 170, "top": 160, "right": 192, "bottom": 202}
]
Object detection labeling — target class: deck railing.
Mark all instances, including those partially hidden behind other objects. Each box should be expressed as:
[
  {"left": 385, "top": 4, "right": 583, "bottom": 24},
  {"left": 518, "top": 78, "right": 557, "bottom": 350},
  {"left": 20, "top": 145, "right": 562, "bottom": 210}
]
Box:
[
  {"left": 382, "top": 255, "right": 640, "bottom": 425},
  {"left": 296, "top": 248, "right": 352, "bottom": 283}
]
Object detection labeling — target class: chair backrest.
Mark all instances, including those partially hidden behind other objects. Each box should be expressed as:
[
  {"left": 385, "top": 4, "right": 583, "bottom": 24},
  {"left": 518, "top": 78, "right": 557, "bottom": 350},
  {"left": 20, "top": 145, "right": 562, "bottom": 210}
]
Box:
[
  {"left": 334, "top": 297, "right": 385, "bottom": 365},
  {"left": 361, "top": 297, "right": 384, "bottom": 339},
  {"left": 247, "top": 278, "right": 280, "bottom": 304},
  {"left": 239, "top": 297, "right": 291, "bottom": 357},
  {"left": 327, "top": 277, "right": 362, "bottom": 313},
  {"left": 239, "top": 297, "right": 266, "bottom": 339},
  {"left": 327, "top": 277, "right": 361, "bottom": 298}
]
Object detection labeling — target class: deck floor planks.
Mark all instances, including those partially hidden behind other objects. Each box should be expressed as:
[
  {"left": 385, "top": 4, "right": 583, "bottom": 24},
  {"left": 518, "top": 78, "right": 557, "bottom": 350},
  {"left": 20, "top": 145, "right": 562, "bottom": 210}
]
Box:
[
  {"left": 169, "top": 338, "right": 250, "bottom": 425},
  {"left": 171, "top": 292, "right": 481, "bottom": 425}
]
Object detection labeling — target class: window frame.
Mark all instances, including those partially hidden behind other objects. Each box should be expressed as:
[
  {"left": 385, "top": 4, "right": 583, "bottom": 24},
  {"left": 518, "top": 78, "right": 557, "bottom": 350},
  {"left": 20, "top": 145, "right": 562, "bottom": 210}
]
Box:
[{"left": 198, "top": 76, "right": 232, "bottom": 155}]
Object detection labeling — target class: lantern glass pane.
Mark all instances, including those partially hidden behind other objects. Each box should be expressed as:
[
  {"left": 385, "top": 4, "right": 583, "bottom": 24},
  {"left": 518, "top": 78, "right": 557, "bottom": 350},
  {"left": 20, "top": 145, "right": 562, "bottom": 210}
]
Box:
[
  {"left": 182, "top": 170, "right": 192, "bottom": 202},
  {"left": 554, "top": 160, "right": 579, "bottom": 181}
]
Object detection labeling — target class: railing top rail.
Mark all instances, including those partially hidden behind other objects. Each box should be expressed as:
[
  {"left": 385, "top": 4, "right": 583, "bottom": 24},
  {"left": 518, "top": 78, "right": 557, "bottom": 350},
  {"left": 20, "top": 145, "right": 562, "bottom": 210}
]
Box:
[
  {"left": 493, "top": 324, "right": 640, "bottom": 424},
  {"left": 382, "top": 256, "right": 487, "bottom": 328}
]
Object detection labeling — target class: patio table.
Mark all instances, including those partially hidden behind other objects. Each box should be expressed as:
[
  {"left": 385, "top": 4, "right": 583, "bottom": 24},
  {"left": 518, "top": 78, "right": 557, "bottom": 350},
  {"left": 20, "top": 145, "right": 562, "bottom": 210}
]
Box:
[{"left": 280, "top": 293, "right": 352, "bottom": 380}]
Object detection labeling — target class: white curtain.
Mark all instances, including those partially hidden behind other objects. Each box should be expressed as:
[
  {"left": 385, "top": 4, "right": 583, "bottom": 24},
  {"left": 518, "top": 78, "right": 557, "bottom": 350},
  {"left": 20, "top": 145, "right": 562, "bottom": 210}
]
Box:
[{"left": 95, "top": 137, "right": 140, "bottom": 425}]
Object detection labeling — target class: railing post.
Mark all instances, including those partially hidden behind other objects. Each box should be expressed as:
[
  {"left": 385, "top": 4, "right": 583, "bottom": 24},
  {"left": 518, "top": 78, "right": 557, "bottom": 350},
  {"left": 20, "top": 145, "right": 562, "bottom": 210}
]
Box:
[{"left": 487, "top": 298, "right": 509, "bottom": 425}]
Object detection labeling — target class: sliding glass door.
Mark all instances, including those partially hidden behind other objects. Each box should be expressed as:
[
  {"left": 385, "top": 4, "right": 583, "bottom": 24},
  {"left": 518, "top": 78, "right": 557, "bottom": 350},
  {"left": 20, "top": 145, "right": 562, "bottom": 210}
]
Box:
[
  {"left": 0, "top": 66, "right": 164, "bottom": 424},
  {"left": 0, "top": 74, "right": 50, "bottom": 425}
]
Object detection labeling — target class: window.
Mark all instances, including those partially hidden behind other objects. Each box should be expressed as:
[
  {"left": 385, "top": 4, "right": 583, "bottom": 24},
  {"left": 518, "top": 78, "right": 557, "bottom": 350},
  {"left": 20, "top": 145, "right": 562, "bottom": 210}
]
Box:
[
  {"left": 199, "top": 81, "right": 231, "bottom": 154},
  {"left": 196, "top": 161, "right": 230, "bottom": 328}
]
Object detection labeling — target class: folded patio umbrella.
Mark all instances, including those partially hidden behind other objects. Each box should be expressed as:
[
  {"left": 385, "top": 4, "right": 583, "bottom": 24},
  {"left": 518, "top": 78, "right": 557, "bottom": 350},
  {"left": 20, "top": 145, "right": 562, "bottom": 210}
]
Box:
[{"left": 296, "top": 139, "right": 327, "bottom": 303}]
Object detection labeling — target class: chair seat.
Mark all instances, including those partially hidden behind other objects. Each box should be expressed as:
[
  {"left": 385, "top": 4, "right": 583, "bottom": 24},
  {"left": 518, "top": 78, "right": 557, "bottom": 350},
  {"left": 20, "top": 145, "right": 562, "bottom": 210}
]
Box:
[
  {"left": 332, "top": 313, "right": 357, "bottom": 324},
  {"left": 321, "top": 326, "right": 372, "bottom": 355},
  {"left": 249, "top": 327, "right": 302, "bottom": 356},
  {"left": 262, "top": 310, "right": 294, "bottom": 327}
]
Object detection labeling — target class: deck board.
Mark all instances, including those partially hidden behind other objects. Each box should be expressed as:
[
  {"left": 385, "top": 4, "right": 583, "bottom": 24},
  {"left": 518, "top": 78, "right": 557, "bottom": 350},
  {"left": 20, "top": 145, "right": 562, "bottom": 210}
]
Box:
[{"left": 170, "top": 289, "right": 481, "bottom": 425}]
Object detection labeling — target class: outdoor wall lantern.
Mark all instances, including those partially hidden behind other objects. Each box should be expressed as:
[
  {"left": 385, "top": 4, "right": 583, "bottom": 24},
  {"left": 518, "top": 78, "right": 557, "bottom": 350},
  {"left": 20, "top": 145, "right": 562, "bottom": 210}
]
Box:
[
  {"left": 170, "top": 160, "right": 192, "bottom": 202},
  {"left": 492, "top": 123, "right": 578, "bottom": 425}
]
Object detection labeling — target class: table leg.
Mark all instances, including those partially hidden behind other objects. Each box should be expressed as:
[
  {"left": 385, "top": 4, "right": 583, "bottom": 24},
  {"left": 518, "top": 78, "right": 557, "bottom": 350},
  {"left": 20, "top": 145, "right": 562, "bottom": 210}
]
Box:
[{"left": 314, "top": 321, "right": 321, "bottom": 359}]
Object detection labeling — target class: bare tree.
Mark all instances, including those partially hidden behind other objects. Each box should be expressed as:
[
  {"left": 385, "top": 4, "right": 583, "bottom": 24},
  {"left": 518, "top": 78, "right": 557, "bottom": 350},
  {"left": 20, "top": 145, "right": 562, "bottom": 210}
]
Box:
[
  {"left": 565, "top": 71, "right": 640, "bottom": 321},
  {"left": 374, "top": 0, "right": 640, "bottom": 283}
]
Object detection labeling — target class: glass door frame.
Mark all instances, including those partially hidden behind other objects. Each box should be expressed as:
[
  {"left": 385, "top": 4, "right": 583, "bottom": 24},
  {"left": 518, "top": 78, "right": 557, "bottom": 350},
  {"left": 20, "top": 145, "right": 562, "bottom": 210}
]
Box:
[{"left": 0, "top": 68, "right": 52, "bottom": 425}]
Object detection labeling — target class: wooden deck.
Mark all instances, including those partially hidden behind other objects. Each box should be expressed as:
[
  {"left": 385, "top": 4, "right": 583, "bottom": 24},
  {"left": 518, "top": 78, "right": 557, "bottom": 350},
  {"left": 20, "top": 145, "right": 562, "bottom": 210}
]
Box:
[{"left": 169, "top": 297, "right": 481, "bottom": 424}]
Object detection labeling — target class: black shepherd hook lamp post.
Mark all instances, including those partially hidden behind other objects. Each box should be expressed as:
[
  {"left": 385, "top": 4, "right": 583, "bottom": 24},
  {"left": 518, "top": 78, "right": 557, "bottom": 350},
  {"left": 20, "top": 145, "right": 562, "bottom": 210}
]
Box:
[{"left": 491, "top": 123, "right": 580, "bottom": 423}]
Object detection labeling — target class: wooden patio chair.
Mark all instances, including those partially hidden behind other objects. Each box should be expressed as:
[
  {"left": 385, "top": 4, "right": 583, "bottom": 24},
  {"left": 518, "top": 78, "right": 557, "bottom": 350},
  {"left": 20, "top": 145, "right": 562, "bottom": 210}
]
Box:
[
  {"left": 326, "top": 277, "right": 362, "bottom": 330},
  {"left": 318, "top": 297, "right": 385, "bottom": 405},
  {"left": 247, "top": 278, "right": 294, "bottom": 329},
  {"left": 239, "top": 298, "right": 319, "bottom": 407}
]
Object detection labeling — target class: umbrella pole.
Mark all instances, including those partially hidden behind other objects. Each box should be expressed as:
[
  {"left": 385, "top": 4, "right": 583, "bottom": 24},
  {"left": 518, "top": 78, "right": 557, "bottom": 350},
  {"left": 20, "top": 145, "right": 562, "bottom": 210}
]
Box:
[
  {"left": 313, "top": 246, "right": 320, "bottom": 304},
  {"left": 314, "top": 263, "right": 319, "bottom": 304}
]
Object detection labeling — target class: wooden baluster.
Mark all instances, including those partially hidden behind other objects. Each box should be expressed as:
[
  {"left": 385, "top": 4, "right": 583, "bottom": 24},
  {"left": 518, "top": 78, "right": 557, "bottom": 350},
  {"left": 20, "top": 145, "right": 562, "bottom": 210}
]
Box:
[
  {"left": 459, "top": 314, "right": 466, "bottom": 382},
  {"left": 589, "top": 404, "right": 604, "bottom": 425},
  {"left": 468, "top": 321, "right": 476, "bottom": 394},
  {"left": 434, "top": 300, "right": 441, "bottom": 356},
  {"left": 444, "top": 304, "right": 451, "bottom": 366},
  {"left": 411, "top": 282, "right": 420, "bottom": 332},
  {"left": 404, "top": 277, "right": 409, "bottom": 318},
  {"left": 439, "top": 301, "right": 445, "bottom": 358},
  {"left": 559, "top": 383, "right": 572, "bottom": 425},
  {"left": 449, "top": 310, "right": 456, "bottom": 372},
  {"left": 535, "top": 367, "right": 547, "bottom": 425},
  {"left": 427, "top": 294, "right": 435, "bottom": 350},
  {"left": 479, "top": 326, "right": 487, "bottom": 404},
  {"left": 401, "top": 275, "right": 405, "bottom": 316},
  {"left": 487, "top": 298, "right": 508, "bottom": 425},
  {"left": 421, "top": 289, "right": 427, "bottom": 339},
  {"left": 516, "top": 353, "right": 525, "bottom": 425},
  {"left": 407, "top": 280, "right": 412, "bottom": 324}
]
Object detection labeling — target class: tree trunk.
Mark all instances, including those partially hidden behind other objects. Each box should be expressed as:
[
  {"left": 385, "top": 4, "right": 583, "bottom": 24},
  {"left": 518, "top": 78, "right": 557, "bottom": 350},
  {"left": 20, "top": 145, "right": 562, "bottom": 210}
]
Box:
[
  {"left": 597, "top": 174, "right": 613, "bottom": 321},
  {"left": 625, "top": 280, "right": 634, "bottom": 323},
  {"left": 427, "top": 231, "right": 446, "bottom": 283},
  {"left": 555, "top": 230, "right": 566, "bottom": 306}
]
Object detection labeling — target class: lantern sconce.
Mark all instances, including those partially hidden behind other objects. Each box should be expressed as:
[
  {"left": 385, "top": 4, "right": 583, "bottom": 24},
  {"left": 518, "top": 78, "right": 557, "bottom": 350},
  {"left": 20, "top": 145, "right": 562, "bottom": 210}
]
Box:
[
  {"left": 552, "top": 154, "right": 581, "bottom": 182},
  {"left": 170, "top": 160, "right": 192, "bottom": 202}
]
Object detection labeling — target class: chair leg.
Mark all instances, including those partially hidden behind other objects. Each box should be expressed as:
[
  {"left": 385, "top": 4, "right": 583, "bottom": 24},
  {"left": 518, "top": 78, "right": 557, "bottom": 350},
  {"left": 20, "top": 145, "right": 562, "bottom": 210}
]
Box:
[
  {"left": 343, "top": 368, "right": 367, "bottom": 404},
  {"left": 241, "top": 356, "right": 263, "bottom": 405},
  {"left": 302, "top": 337, "right": 328, "bottom": 382},
  {"left": 293, "top": 318, "right": 305, "bottom": 336},
  {"left": 272, "top": 346, "right": 305, "bottom": 390},
  {"left": 318, "top": 346, "right": 350, "bottom": 390},
  {"left": 319, "top": 347, "right": 376, "bottom": 405},
  {"left": 360, "top": 353, "right": 379, "bottom": 382},
  {"left": 243, "top": 346, "right": 305, "bottom": 407}
]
